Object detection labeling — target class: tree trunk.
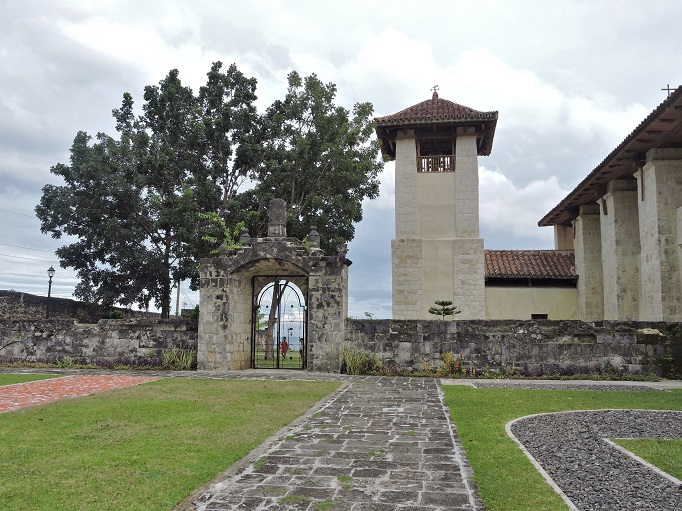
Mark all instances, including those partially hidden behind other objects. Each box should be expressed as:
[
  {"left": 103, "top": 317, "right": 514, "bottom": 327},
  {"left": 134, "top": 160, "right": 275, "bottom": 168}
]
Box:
[
  {"left": 264, "top": 282, "right": 279, "bottom": 360},
  {"left": 161, "top": 229, "right": 172, "bottom": 319},
  {"left": 263, "top": 280, "right": 290, "bottom": 361}
]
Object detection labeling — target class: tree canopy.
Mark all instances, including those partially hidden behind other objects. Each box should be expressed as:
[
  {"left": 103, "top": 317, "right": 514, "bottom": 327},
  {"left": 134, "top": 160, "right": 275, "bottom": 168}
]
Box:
[{"left": 36, "top": 64, "right": 383, "bottom": 316}]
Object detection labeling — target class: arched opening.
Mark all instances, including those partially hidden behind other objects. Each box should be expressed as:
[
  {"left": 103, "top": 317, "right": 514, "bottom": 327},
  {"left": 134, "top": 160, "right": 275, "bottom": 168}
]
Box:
[{"left": 252, "top": 278, "right": 307, "bottom": 369}]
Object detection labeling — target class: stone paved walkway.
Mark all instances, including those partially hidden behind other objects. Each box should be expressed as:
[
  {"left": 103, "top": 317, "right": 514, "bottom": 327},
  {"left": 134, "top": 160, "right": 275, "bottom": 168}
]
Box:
[
  {"left": 186, "top": 377, "right": 482, "bottom": 511},
  {"left": 0, "top": 375, "right": 160, "bottom": 413}
]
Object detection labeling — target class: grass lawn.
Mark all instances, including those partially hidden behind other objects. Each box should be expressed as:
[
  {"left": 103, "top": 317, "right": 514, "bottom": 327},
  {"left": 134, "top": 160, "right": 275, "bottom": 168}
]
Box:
[
  {"left": 613, "top": 438, "right": 682, "bottom": 480},
  {"left": 253, "top": 348, "right": 304, "bottom": 369},
  {"left": 443, "top": 386, "right": 682, "bottom": 511},
  {"left": 0, "top": 374, "right": 58, "bottom": 386},
  {"left": 0, "top": 378, "right": 339, "bottom": 511}
]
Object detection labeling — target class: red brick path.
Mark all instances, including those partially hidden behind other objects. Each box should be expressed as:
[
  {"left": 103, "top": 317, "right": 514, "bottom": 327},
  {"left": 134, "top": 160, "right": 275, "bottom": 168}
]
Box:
[{"left": 0, "top": 375, "right": 160, "bottom": 413}]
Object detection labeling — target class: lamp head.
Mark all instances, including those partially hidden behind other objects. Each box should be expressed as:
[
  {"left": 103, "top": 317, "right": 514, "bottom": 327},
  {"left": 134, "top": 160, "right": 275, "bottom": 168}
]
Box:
[{"left": 47, "top": 266, "right": 56, "bottom": 278}]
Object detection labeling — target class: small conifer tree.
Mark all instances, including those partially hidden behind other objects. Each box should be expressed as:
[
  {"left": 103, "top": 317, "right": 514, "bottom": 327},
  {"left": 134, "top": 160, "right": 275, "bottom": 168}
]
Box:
[{"left": 428, "top": 300, "right": 461, "bottom": 320}]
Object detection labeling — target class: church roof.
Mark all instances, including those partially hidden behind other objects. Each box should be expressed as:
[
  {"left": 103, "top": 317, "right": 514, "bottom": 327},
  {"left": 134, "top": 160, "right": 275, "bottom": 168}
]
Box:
[
  {"left": 539, "top": 86, "right": 682, "bottom": 227},
  {"left": 374, "top": 92, "right": 498, "bottom": 158},
  {"left": 484, "top": 250, "right": 576, "bottom": 280}
]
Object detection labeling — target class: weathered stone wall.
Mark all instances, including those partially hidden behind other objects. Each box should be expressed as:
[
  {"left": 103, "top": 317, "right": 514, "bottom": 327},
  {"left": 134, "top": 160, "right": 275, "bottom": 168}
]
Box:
[
  {"left": 0, "top": 290, "right": 147, "bottom": 322},
  {"left": 0, "top": 318, "right": 197, "bottom": 365},
  {"left": 344, "top": 319, "right": 681, "bottom": 377}
]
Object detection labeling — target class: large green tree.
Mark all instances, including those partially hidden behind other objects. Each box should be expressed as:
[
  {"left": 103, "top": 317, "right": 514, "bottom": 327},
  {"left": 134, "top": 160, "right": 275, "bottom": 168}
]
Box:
[
  {"left": 243, "top": 71, "right": 383, "bottom": 253},
  {"left": 36, "top": 63, "right": 259, "bottom": 317},
  {"left": 37, "top": 66, "right": 383, "bottom": 316}
]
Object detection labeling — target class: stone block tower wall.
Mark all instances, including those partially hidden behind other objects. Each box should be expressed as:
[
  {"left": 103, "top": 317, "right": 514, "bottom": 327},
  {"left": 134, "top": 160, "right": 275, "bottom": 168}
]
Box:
[{"left": 376, "top": 92, "right": 497, "bottom": 320}]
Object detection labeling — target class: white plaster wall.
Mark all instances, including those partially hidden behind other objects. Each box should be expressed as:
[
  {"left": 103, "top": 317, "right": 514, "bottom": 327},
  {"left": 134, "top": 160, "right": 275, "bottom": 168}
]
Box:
[
  {"left": 421, "top": 239, "right": 455, "bottom": 310},
  {"left": 485, "top": 286, "right": 578, "bottom": 320},
  {"left": 417, "top": 172, "right": 457, "bottom": 238},
  {"left": 574, "top": 205, "right": 604, "bottom": 321}
]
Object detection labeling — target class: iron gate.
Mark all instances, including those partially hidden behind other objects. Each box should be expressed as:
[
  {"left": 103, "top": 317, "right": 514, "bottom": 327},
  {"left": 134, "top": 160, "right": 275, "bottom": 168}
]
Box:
[{"left": 251, "top": 278, "right": 307, "bottom": 369}]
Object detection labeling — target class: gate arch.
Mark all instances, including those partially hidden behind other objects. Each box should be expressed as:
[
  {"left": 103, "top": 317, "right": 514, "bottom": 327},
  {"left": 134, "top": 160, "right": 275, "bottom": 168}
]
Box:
[
  {"left": 253, "top": 279, "right": 307, "bottom": 369},
  {"left": 198, "top": 199, "right": 351, "bottom": 372}
]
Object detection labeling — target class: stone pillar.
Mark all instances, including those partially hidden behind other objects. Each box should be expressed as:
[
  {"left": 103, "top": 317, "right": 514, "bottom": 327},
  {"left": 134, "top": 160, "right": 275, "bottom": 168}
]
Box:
[
  {"left": 392, "top": 239, "right": 423, "bottom": 319},
  {"left": 636, "top": 149, "right": 682, "bottom": 321},
  {"left": 554, "top": 224, "right": 574, "bottom": 250},
  {"left": 574, "top": 205, "right": 604, "bottom": 321},
  {"left": 677, "top": 207, "right": 682, "bottom": 311},
  {"left": 197, "top": 263, "right": 252, "bottom": 370},
  {"left": 268, "top": 198, "right": 287, "bottom": 237},
  {"left": 450, "top": 239, "right": 486, "bottom": 319},
  {"left": 598, "top": 179, "right": 640, "bottom": 320},
  {"left": 307, "top": 258, "right": 347, "bottom": 372},
  {"left": 454, "top": 127, "right": 480, "bottom": 238},
  {"left": 394, "top": 130, "right": 418, "bottom": 238}
]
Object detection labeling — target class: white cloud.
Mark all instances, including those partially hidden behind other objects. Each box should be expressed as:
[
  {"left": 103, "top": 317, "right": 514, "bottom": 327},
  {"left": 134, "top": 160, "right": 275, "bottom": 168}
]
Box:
[{"left": 479, "top": 166, "right": 569, "bottom": 248}]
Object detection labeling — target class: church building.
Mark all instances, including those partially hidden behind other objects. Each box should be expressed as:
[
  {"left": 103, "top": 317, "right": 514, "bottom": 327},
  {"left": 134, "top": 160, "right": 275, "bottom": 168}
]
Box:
[
  {"left": 375, "top": 91, "right": 577, "bottom": 320},
  {"left": 540, "top": 86, "right": 682, "bottom": 322}
]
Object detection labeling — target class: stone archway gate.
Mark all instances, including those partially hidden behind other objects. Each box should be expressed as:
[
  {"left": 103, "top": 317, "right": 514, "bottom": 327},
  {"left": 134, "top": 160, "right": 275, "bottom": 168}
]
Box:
[{"left": 198, "top": 199, "right": 350, "bottom": 372}]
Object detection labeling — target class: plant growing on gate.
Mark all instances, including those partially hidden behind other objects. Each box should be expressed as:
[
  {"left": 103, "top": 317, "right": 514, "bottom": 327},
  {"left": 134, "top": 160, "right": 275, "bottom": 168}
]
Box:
[
  {"left": 198, "top": 212, "right": 246, "bottom": 253},
  {"left": 428, "top": 300, "right": 461, "bottom": 320}
]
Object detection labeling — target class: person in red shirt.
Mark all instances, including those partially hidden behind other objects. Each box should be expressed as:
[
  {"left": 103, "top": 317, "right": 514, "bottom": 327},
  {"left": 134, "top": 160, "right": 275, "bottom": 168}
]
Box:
[{"left": 281, "top": 337, "right": 289, "bottom": 358}]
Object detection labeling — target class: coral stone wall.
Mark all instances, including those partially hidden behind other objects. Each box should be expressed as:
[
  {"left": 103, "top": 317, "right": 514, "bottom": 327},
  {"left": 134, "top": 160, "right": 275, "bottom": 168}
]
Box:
[
  {"left": 0, "top": 290, "right": 151, "bottom": 322},
  {"left": 0, "top": 318, "right": 197, "bottom": 365},
  {"left": 344, "top": 319, "right": 681, "bottom": 377}
]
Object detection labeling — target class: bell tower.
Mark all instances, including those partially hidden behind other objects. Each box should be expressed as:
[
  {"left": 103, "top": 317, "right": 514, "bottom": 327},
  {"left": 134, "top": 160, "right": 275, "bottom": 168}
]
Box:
[{"left": 375, "top": 90, "right": 497, "bottom": 319}]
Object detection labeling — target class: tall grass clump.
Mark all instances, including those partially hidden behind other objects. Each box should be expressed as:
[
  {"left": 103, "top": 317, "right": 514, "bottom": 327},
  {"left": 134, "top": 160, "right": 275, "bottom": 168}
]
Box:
[
  {"left": 342, "top": 347, "right": 380, "bottom": 375},
  {"left": 162, "top": 345, "right": 197, "bottom": 370}
]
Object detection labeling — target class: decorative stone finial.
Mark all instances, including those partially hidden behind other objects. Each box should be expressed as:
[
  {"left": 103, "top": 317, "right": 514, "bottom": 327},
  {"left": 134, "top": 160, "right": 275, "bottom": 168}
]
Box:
[
  {"left": 239, "top": 228, "right": 251, "bottom": 246},
  {"left": 308, "top": 226, "right": 320, "bottom": 249},
  {"left": 431, "top": 84, "right": 439, "bottom": 99},
  {"left": 267, "top": 198, "right": 287, "bottom": 237}
]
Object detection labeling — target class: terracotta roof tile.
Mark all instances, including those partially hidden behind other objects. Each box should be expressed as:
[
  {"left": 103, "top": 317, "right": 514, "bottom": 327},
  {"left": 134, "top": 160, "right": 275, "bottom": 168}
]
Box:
[
  {"left": 484, "top": 250, "right": 576, "bottom": 280},
  {"left": 374, "top": 93, "right": 499, "bottom": 157},
  {"left": 375, "top": 96, "right": 497, "bottom": 126}
]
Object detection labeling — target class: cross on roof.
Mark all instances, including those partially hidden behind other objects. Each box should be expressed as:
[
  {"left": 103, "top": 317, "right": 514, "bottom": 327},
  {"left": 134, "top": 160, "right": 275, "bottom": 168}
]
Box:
[
  {"left": 662, "top": 84, "right": 676, "bottom": 97},
  {"left": 431, "top": 85, "right": 439, "bottom": 93}
]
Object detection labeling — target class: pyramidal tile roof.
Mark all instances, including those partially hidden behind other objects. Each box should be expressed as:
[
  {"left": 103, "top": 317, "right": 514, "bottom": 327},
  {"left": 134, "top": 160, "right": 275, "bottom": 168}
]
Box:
[
  {"left": 375, "top": 92, "right": 498, "bottom": 126},
  {"left": 484, "top": 250, "right": 576, "bottom": 280},
  {"left": 374, "top": 92, "right": 498, "bottom": 157}
]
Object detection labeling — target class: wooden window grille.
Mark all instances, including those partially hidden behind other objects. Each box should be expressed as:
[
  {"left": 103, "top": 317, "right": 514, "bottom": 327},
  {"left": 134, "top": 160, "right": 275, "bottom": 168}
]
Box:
[{"left": 417, "top": 138, "right": 454, "bottom": 172}]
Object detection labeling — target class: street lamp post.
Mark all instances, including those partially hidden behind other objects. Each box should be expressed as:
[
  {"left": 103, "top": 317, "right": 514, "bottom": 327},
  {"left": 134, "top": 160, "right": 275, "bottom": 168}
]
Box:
[{"left": 46, "top": 266, "right": 55, "bottom": 319}]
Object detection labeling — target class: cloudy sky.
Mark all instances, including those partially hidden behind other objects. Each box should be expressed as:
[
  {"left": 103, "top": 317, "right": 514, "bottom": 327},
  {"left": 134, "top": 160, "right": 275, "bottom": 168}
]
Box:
[{"left": 1, "top": 0, "right": 680, "bottom": 318}]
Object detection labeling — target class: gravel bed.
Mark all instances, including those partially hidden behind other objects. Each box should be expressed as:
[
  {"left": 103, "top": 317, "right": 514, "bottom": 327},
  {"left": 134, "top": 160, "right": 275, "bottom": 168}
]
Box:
[
  {"left": 510, "top": 410, "right": 682, "bottom": 510},
  {"left": 472, "top": 381, "right": 661, "bottom": 391}
]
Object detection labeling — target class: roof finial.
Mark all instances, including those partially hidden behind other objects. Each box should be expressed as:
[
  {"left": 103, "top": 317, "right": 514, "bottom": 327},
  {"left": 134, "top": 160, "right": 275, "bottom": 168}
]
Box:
[
  {"left": 662, "top": 84, "right": 676, "bottom": 97},
  {"left": 431, "top": 85, "right": 439, "bottom": 99}
]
